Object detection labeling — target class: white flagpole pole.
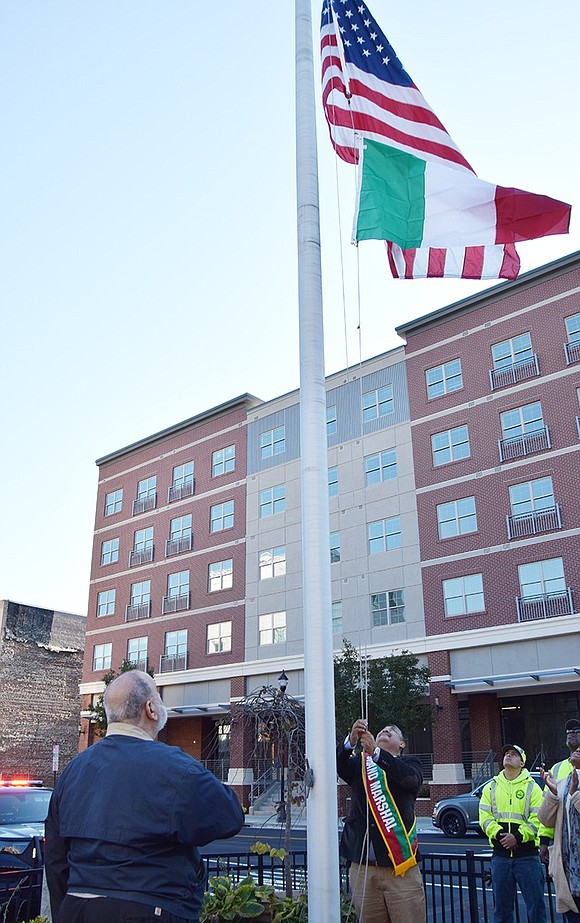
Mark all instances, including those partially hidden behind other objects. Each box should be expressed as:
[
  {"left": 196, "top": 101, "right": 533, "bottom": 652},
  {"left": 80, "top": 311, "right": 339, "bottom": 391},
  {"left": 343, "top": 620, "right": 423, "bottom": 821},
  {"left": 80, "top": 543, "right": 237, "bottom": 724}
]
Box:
[{"left": 295, "top": 1, "right": 341, "bottom": 921}]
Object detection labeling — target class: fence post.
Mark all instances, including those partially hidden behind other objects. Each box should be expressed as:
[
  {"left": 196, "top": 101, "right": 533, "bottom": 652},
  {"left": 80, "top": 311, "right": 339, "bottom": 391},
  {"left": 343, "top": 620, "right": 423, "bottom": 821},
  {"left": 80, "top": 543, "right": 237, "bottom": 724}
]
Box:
[{"left": 466, "top": 851, "right": 479, "bottom": 923}]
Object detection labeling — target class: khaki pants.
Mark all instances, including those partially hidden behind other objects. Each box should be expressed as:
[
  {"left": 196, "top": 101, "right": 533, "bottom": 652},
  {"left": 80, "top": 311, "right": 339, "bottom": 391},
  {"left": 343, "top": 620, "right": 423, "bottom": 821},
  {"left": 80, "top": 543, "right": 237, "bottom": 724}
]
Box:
[{"left": 349, "top": 862, "right": 426, "bottom": 923}]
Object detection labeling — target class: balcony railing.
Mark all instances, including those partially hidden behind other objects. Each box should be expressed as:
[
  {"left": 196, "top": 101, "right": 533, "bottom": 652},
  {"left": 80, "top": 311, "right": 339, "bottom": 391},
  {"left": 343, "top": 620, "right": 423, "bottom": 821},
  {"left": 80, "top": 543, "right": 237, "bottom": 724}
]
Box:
[
  {"left": 127, "top": 657, "right": 148, "bottom": 672},
  {"left": 498, "top": 425, "right": 550, "bottom": 462},
  {"left": 132, "top": 494, "right": 157, "bottom": 515},
  {"left": 516, "top": 588, "right": 574, "bottom": 622},
  {"left": 129, "top": 546, "right": 154, "bottom": 567},
  {"left": 165, "top": 535, "right": 193, "bottom": 556},
  {"left": 489, "top": 354, "right": 539, "bottom": 390},
  {"left": 506, "top": 504, "right": 561, "bottom": 539},
  {"left": 159, "top": 653, "right": 188, "bottom": 673},
  {"left": 564, "top": 339, "right": 580, "bottom": 365},
  {"left": 168, "top": 480, "right": 195, "bottom": 503},
  {"left": 162, "top": 592, "right": 190, "bottom": 614},
  {"left": 125, "top": 601, "right": 151, "bottom": 621}
]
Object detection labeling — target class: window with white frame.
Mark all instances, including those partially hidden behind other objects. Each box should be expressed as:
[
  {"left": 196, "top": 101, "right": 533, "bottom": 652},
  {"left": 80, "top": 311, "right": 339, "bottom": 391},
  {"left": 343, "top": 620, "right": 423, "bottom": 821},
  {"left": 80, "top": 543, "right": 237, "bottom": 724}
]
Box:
[
  {"left": 500, "top": 402, "right": 544, "bottom": 441},
  {"left": 328, "top": 467, "right": 338, "bottom": 497},
  {"left": 208, "top": 559, "right": 233, "bottom": 591},
  {"left": 326, "top": 405, "right": 337, "bottom": 435},
  {"left": 169, "top": 515, "right": 192, "bottom": 542},
  {"left": 437, "top": 497, "right": 477, "bottom": 539},
  {"left": 371, "top": 590, "right": 405, "bottom": 626},
  {"left": 565, "top": 313, "right": 580, "bottom": 343},
  {"left": 212, "top": 445, "right": 235, "bottom": 476},
  {"left": 127, "top": 636, "right": 147, "bottom": 667},
  {"left": 332, "top": 601, "right": 342, "bottom": 634},
  {"left": 518, "top": 558, "right": 566, "bottom": 599},
  {"left": 364, "top": 449, "right": 397, "bottom": 485},
  {"left": 137, "top": 476, "right": 156, "bottom": 500},
  {"left": 258, "top": 612, "right": 286, "bottom": 645},
  {"left": 259, "top": 485, "right": 285, "bottom": 517},
  {"left": 105, "top": 489, "right": 123, "bottom": 516},
  {"left": 164, "top": 629, "right": 187, "bottom": 658},
  {"left": 492, "top": 333, "right": 533, "bottom": 369},
  {"left": 101, "top": 538, "right": 119, "bottom": 565},
  {"left": 93, "top": 643, "right": 112, "bottom": 671},
  {"left": 362, "top": 385, "right": 394, "bottom": 422},
  {"left": 426, "top": 359, "right": 463, "bottom": 399},
  {"left": 97, "top": 589, "right": 116, "bottom": 617},
  {"left": 443, "top": 574, "right": 485, "bottom": 616},
  {"left": 509, "top": 477, "right": 555, "bottom": 517},
  {"left": 330, "top": 532, "right": 341, "bottom": 563},
  {"left": 431, "top": 425, "right": 470, "bottom": 467},
  {"left": 130, "top": 580, "right": 151, "bottom": 606},
  {"left": 172, "top": 462, "right": 194, "bottom": 490},
  {"left": 167, "top": 571, "right": 189, "bottom": 598},
  {"left": 207, "top": 621, "right": 232, "bottom": 654},
  {"left": 210, "top": 500, "right": 234, "bottom": 532},
  {"left": 259, "top": 547, "right": 286, "bottom": 580},
  {"left": 260, "top": 426, "right": 285, "bottom": 459},
  {"left": 134, "top": 527, "right": 153, "bottom": 552},
  {"left": 367, "top": 517, "right": 401, "bottom": 554}
]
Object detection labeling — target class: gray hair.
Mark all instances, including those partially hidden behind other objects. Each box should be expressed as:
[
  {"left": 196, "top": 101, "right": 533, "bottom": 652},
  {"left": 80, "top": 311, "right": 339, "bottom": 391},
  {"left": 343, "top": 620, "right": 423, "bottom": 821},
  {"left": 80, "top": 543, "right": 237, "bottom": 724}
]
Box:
[{"left": 104, "top": 671, "right": 154, "bottom": 723}]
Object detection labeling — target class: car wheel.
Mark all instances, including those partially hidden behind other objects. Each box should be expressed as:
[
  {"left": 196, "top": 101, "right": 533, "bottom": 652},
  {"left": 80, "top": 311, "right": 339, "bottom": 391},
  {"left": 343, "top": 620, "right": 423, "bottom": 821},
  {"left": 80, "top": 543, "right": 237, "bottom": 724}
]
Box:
[{"left": 440, "top": 809, "right": 467, "bottom": 838}]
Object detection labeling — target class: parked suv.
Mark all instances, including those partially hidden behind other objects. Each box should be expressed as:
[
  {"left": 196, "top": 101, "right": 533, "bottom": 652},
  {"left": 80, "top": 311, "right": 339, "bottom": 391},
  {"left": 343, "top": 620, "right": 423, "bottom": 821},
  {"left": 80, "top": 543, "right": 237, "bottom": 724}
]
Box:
[
  {"left": 0, "top": 780, "right": 52, "bottom": 920},
  {"left": 432, "top": 771, "right": 544, "bottom": 838}
]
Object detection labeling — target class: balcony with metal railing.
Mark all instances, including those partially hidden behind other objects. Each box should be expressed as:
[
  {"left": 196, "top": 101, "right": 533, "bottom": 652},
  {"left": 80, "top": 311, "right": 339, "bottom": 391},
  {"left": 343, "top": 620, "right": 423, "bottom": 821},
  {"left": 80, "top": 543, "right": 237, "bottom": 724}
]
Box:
[
  {"left": 489, "top": 354, "right": 539, "bottom": 390},
  {"left": 564, "top": 339, "right": 580, "bottom": 365},
  {"left": 159, "top": 652, "right": 188, "bottom": 673},
  {"left": 516, "top": 588, "right": 574, "bottom": 621},
  {"left": 168, "top": 480, "right": 195, "bottom": 503},
  {"left": 165, "top": 535, "right": 193, "bottom": 556},
  {"left": 125, "top": 601, "right": 151, "bottom": 621},
  {"left": 129, "top": 546, "right": 154, "bottom": 567},
  {"left": 498, "top": 426, "right": 551, "bottom": 462},
  {"left": 132, "top": 494, "right": 157, "bottom": 515},
  {"left": 162, "top": 592, "right": 190, "bottom": 614},
  {"left": 506, "top": 504, "right": 561, "bottom": 539}
]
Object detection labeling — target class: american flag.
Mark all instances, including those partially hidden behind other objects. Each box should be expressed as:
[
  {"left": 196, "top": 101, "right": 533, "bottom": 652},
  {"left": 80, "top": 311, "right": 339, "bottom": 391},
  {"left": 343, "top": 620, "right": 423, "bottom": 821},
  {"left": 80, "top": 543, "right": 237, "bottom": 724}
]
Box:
[{"left": 320, "top": 0, "right": 521, "bottom": 280}]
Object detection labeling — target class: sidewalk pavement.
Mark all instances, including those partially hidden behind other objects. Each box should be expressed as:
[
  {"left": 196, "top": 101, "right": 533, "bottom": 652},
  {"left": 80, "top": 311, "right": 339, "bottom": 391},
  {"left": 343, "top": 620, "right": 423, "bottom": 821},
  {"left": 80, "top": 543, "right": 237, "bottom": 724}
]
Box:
[{"left": 244, "top": 812, "right": 437, "bottom": 833}]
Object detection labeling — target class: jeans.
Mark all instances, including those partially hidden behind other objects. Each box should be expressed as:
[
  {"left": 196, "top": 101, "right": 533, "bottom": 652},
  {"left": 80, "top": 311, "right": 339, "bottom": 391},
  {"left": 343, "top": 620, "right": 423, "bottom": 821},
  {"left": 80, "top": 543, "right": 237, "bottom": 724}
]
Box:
[{"left": 491, "top": 855, "right": 547, "bottom": 923}]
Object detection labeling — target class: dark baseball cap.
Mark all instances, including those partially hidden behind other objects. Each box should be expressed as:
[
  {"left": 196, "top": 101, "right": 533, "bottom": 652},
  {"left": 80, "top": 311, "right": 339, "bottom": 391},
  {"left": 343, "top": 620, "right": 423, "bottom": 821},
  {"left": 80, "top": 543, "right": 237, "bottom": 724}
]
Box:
[
  {"left": 502, "top": 744, "right": 526, "bottom": 763},
  {"left": 565, "top": 719, "right": 580, "bottom": 732}
]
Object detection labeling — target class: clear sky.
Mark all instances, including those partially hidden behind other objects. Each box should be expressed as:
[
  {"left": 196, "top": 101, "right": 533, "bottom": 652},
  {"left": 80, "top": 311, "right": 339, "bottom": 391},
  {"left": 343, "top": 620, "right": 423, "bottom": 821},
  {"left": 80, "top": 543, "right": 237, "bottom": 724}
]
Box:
[{"left": 1, "top": 0, "right": 578, "bottom": 616}]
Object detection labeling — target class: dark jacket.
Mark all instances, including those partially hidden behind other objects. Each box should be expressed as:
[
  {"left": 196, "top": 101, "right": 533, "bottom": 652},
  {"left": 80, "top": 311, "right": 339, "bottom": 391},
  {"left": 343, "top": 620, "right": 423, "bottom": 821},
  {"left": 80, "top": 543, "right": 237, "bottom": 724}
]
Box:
[
  {"left": 44, "top": 733, "right": 244, "bottom": 922},
  {"left": 337, "top": 742, "right": 422, "bottom": 867}
]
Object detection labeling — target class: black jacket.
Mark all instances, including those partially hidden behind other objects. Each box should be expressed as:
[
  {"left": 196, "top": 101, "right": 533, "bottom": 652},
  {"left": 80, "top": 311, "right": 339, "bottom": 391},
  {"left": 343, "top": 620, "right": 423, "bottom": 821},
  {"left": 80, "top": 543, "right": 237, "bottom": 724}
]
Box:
[{"left": 337, "top": 742, "right": 423, "bottom": 867}]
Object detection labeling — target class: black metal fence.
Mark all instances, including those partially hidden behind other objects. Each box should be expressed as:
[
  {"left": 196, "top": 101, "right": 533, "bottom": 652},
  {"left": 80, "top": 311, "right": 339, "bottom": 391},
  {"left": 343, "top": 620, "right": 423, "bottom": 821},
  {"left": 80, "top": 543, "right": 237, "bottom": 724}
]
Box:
[{"left": 203, "top": 849, "right": 558, "bottom": 923}]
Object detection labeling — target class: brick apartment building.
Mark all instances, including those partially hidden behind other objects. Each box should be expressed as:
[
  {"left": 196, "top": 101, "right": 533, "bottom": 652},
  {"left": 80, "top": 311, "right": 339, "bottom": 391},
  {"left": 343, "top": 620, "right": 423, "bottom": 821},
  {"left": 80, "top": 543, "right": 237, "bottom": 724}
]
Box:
[{"left": 80, "top": 251, "right": 580, "bottom": 809}]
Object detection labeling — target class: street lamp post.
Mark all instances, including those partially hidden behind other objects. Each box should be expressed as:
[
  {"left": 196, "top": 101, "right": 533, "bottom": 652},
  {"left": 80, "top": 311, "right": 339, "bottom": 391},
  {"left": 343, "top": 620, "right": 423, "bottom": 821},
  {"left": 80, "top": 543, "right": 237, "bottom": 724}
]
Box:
[{"left": 277, "top": 671, "right": 289, "bottom": 822}]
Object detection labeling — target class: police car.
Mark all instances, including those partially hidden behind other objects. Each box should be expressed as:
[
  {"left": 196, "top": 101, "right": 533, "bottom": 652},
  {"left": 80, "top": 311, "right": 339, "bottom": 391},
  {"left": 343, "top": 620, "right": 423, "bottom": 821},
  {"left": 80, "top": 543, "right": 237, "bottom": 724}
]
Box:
[{"left": 0, "top": 779, "right": 52, "bottom": 919}]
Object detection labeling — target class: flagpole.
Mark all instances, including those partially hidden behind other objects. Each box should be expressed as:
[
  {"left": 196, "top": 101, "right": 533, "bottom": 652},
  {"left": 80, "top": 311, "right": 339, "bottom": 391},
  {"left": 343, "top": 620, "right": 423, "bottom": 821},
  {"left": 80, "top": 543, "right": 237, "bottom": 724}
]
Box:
[{"left": 295, "top": 1, "right": 341, "bottom": 921}]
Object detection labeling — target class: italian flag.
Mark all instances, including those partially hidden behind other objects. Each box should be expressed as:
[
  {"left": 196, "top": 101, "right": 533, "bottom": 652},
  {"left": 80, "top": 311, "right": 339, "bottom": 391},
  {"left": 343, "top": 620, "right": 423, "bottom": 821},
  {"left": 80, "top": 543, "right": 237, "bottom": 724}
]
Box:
[{"left": 354, "top": 139, "right": 571, "bottom": 250}]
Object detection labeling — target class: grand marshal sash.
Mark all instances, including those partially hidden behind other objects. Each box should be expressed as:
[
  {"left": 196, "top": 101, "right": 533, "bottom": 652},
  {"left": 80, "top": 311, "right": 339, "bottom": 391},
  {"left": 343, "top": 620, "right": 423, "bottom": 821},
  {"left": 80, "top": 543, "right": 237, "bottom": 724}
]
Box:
[{"left": 362, "top": 753, "right": 418, "bottom": 876}]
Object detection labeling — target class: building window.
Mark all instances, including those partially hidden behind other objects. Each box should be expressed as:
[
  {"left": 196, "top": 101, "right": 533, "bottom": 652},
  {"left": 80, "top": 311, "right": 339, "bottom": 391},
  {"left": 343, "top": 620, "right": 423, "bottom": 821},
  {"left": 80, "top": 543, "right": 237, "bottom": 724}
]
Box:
[
  {"left": 330, "top": 531, "right": 341, "bottom": 563},
  {"left": 510, "top": 477, "right": 555, "bottom": 517},
  {"left": 566, "top": 313, "right": 580, "bottom": 343},
  {"left": 431, "top": 425, "right": 470, "bottom": 467},
  {"left": 328, "top": 467, "right": 338, "bottom": 497},
  {"left": 364, "top": 449, "right": 397, "bottom": 485},
  {"left": 260, "top": 426, "right": 285, "bottom": 459},
  {"left": 210, "top": 500, "right": 234, "bottom": 532},
  {"left": 97, "top": 589, "right": 116, "bottom": 617},
  {"left": 499, "top": 402, "right": 549, "bottom": 461},
  {"left": 426, "top": 359, "right": 463, "bottom": 399},
  {"left": 207, "top": 621, "right": 232, "bottom": 654},
  {"left": 332, "top": 601, "right": 343, "bottom": 634},
  {"left": 443, "top": 574, "right": 485, "bottom": 617},
  {"left": 208, "top": 559, "right": 233, "bottom": 591},
  {"left": 516, "top": 557, "right": 571, "bottom": 620},
  {"left": 169, "top": 462, "right": 194, "bottom": 501},
  {"left": 93, "top": 643, "right": 112, "bottom": 671},
  {"left": 101, "top": 538, "right": 120, "bottom": 565},
  {"left": 133, "top": 476, "right": 157, "bottom": 514},
  {"left": 492, "top": 333, "right": 533, "bottom": 369},
  {"left": 259, "top": 612, "right": 286, "bottom": 646},
  {"left": 362, "top": 385, "right": 393, "bottom": 422},
  {"left": 437, "top": 497, "right": 477, "bottom": 539},
  {"left": 367, "top": 517, "right": 401, "bottom": 554},
  {"left": 259, "top": 547, "right": 286, "bottom": 580},
  {"left": 104, "top": 489, "right": 123, "bottom": 516},
  {"left": 259, "top": 485, "right": 285, "bottom": 517},
  {"left": 166, "top": 515, "right": 193, "bottom": 555},
  {"left": 161, "top": 630, "right": 188, "bottom": 672},
  {"left": 163, "top": 571, "right": 190, "bottom": 613},
  {"left": 127, "top": 636, "right": 148, "bottom": 670},
  {"left": 130, "top": 527, "right": 154, "bottom": 566},
  {"left": 212, "top": 445, "right": 235, "bottom": 477},
  {"left": 371, "top": 590, "right": 405, "bottom": 626},
  {"left": 326, "top": 405, "right": 337, "bottom": 436},
  {"left": 126, "top": 581, "right": 151, "bottom": 621}
]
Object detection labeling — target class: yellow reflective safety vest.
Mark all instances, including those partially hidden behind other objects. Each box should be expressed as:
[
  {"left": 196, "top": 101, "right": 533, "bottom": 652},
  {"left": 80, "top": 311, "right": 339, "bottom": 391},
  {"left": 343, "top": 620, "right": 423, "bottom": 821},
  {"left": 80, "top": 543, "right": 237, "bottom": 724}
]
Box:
[{"left": 479, "top": 769, "right": 543, "bottom": 854}]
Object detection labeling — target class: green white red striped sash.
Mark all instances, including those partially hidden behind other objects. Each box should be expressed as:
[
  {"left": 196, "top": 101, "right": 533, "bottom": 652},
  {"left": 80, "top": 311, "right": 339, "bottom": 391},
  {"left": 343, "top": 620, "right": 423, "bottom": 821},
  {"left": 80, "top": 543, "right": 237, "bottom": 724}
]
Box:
[{"left": 362, "top": 753, "right": 418, "bottom": 876}]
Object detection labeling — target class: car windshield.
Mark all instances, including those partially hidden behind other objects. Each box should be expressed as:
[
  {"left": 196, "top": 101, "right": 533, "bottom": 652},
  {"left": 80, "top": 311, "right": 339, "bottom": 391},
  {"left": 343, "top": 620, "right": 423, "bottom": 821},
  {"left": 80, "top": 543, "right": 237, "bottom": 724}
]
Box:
[{"left": 0, "top": 791, "right": 51, "bottom": 825}]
